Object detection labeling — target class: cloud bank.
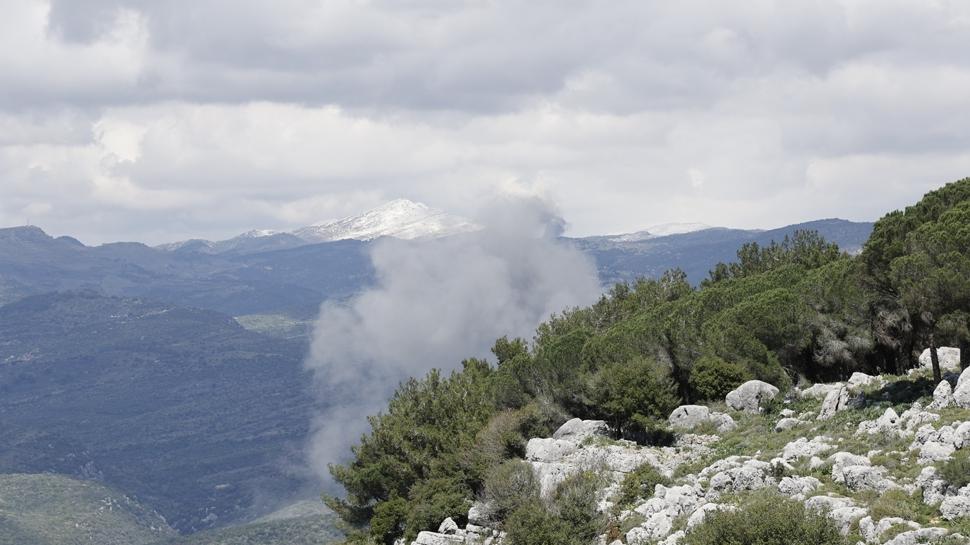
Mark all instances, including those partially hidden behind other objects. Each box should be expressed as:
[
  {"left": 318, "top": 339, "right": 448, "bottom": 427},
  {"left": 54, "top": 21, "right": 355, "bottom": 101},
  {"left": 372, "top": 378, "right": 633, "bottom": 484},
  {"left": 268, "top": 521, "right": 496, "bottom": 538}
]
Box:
[
  {"left": 304, "top": 195, "right": 601, "bottom": 482},
  {"left": 3, "top": 1, "right": 970, "bottom": 243}
]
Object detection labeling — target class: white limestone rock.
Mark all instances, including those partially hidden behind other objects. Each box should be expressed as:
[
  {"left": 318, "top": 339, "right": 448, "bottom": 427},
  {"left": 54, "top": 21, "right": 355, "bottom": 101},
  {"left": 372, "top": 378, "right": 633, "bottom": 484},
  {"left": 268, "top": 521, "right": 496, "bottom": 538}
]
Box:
[
  {"left": 413, "top": 531, "right": 464, "bottom": 545},
  {"left": 725, "top": 380, "right": 780, "bottom": 413},
  {"left": 929, "top": 380, "right": 954, "bottom": 410},
  {"left": 778, "top": 475, "right": 821, "bottom": 499},
  {"left": 668, "top": 405, "right": 711, "bottom": 430},
  {"left": 941, "top": 494, "right": 970, "bottom": 521},
  {"left": 782, "top": 436, "right": 835, "bottom": 462},
  {"left": 848, "top": 372, "right": 885, "bottom": 391},
  {"left": 525, "top": 438, "right": 577, "bottom": 463},
  {"left": 552, "top": 418, "right": 609, "bottom": 443},
  {"left": 438, "top": 518, "right": 460, "bottom": 535},
  {"left": 774, "top": 417, "right": 801, "bottom": 432},
  {"left": 685, "top": 503, "right": 735, "bottom": 530},
  {"left": 916, "top": 466, "right": 951, "bottom": 506},
  {"left": 859, "top": 516, "right": 921, "bottom": 544},
  {"left": 883, "top": 527, "right": 951, "bottom": 545},
  {"left": 956, "top": 368, "right": 970, "bottom": 409},
  {"left": 920, "top": 347, "right": 962, "bottom": 373},
  {"left": 800, "top": 383, "right": 842, "bottom": 400},
  {"left": 818, "top": 385, "right": 850, "bottom": 420}
]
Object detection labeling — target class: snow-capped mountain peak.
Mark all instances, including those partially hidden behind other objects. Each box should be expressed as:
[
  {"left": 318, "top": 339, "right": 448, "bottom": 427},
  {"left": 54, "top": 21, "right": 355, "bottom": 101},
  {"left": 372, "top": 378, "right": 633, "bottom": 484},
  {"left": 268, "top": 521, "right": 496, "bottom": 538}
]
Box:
[{"left": 293, "top": 199, "right": 478, "bottom": 243}]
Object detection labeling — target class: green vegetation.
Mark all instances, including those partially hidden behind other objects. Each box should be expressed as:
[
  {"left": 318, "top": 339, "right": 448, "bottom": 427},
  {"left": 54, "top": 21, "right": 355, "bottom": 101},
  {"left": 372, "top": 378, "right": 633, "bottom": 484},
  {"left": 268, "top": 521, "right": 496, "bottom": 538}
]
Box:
[
  {"left": 682, "top": 493, "right": 846, "bottom": 545},
  {"left": 616, "top": 464, "right": 670, "bottom": 508},
  {"left": 504, "top": 472, "right": 604, "bottom": 545},
  {"left": 0, "top": 473, "right": 175, "bottom": 545},
  {"left": 939, "top": 448, "right": 970, "bottom": 489},
  {"left": 327, "top": 178, "right": 970, "bottom": 544}
]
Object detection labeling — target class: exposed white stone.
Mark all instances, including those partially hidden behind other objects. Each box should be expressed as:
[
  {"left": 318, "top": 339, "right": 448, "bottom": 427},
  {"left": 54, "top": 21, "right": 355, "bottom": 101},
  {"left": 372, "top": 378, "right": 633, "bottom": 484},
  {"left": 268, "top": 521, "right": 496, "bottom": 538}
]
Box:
[
  {"left": 929, "top": 380, "right": 954, "bottom": 410},
  {"left": 859, "top": 516, "right": 921, "bottom": 544},
  {"left": 941, "top": 494, "right": 970, "bottom": 521},
  {"left": 413, "top": 531, "right": 464, "bottom": 545},
  {"left": 818, "top": 385, "right": 850, "bottom": 420},
  {"left": 774, "top": 417, "right": 801, "bottom": 432},
  {"left": 725, "top": 380, "right": 780, "bottom": 413},
  {"left": 857, "top": 408, "right": 902, "bottom": 437},
  {"left": 778, "top": 475, "right": 821, "bottom": 499},
  {"left": 800, "top": 383, "right": 842, "bottom": 400},
  {"left": 685, "top": 503, "right": 735, "bottom": 530},
  {"left": 467, "top": 502, "right": 491, "bottom": 526},
  {"left": 553, "top": 418, "right": 610, "bottom": 443},
  {"left": 525, "top": 438, "right": 577, "bottom": 463},
  {"left": 882, "top": 527, "right": 951, "bottom": 545},
  {"left": 919, "top": 347, "right": 962, "bottom": 373},
  {"left": 848, "top": 372, "right": 885, "bottom": 391},
  {"left": 668, "top": 405, "right": 711, "bottom": 430},
  {"left": 956, "top": 368, "right": 970, "bottom": 408},
  {"left": 916, "top": 466, "right": 951, "bottom": 506},
  {"left": 782, "top": 436, "right": 835, "bottom": 461},
  {"left": 438, "top": 518, "right": 459, "bottom": 535},
  {"left": 708, "top": 412, "right": 737, "bottom": 432}
]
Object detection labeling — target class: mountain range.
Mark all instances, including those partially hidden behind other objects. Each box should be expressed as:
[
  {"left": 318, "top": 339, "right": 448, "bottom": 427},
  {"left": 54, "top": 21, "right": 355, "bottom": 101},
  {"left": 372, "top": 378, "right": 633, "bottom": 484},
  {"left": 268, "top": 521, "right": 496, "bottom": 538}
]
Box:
[{"left": 0, "top": 199, "right": 875, "bottom": 543}]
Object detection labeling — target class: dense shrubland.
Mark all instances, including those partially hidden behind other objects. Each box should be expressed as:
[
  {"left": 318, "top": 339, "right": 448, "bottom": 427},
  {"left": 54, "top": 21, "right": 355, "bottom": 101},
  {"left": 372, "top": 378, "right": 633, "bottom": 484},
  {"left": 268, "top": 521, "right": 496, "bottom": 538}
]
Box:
[{"left": 326, "top": 177, "right": 970, "bottom": 544}]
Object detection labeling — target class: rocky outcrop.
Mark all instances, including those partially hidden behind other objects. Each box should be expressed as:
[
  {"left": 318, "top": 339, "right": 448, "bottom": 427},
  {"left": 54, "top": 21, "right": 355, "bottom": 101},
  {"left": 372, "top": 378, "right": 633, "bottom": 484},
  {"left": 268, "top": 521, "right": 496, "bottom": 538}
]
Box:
[
  {"left": 956, "top": 367, "right": 970, "bottom": 409},
  {"left": 725, "top": 380, "right": 779, "bottom": 413},
  {"left": 919, "top": 347, "right": 962, "bottom": 373},
  {"left": 668, "top": 405, "right": 736, "bottom": 433}
]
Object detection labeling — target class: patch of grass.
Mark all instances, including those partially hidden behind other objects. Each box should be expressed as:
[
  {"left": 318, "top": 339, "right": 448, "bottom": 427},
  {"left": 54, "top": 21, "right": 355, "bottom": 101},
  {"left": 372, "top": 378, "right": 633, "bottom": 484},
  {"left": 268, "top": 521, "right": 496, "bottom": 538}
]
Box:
[
  {"left": 938, "top": 448, "right": 970, "bottom": 489},
  {"left": 615, "top": 464, "right": 670, "bottom": 507},
  {"left": 866, "top": 489, "right": 937, "bottom": 524}
]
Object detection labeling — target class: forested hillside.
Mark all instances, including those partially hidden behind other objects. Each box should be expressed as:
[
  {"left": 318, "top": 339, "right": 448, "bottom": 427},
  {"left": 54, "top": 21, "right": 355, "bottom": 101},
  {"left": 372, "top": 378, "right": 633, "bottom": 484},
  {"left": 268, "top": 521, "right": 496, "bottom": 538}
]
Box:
[{"left": 327, "top": 177, "right": 970, "bottom": 545}]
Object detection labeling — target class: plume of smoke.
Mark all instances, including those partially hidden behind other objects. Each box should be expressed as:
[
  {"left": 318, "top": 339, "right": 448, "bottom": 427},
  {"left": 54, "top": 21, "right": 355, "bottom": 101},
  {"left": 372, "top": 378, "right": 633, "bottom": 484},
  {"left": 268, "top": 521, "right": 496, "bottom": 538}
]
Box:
[{"left": 304, "top": 194, "right": 601, "bottom": 483}]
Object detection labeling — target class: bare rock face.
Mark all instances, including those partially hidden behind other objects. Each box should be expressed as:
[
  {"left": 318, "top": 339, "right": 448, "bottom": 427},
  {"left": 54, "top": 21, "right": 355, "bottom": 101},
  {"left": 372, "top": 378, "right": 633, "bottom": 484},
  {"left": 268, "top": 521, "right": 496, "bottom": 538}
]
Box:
[
  {"left": 725, "top": 380, "right": 779, "bottom": 413},
  {"left": 929, "top": 380, "right": 954, "bottom": 410},
  {"left": 552, "top": 418, "right": 609, "bottom": 443},
  {"left": 955, "top": 368, "right": 970, "bottom": 409},
  {"left": 919, "top": 347, "right": 962, "bottom": 373},
  {"left": 847, "top": 372, "right": 885, "bottom": 391},
  {"left": 668, "top": 405, "right": 736, "bottom": 433},
  {"left": 818, "top": 385, "right": 860, "bottom": 420}
]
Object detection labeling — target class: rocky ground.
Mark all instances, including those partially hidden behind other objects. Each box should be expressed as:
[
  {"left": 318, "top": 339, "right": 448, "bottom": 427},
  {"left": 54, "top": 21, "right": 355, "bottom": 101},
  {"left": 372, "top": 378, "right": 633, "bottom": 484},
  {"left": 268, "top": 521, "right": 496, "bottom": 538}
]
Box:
[{"left": 409, "top": 348, "right": 970, "bottom": 545}]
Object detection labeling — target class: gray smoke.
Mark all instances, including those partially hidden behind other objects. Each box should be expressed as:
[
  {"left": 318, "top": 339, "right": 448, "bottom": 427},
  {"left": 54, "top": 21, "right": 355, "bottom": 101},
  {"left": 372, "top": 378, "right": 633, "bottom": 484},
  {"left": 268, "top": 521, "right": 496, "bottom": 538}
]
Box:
[{"left": 305, "top": 195, "right": 601, "bottom": 482}]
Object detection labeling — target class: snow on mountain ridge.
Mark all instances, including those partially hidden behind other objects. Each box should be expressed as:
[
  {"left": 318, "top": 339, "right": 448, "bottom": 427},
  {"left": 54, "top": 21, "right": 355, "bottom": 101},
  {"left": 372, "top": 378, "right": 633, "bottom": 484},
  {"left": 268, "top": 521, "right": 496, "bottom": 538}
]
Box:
[{"left": 294, "top": 198, "right": 478, "bottom": 242}]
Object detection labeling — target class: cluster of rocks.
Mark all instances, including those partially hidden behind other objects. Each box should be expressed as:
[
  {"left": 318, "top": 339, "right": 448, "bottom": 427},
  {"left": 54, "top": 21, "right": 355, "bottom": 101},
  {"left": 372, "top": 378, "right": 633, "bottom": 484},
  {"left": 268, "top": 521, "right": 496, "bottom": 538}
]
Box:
[{"left": 409, "top": 352, "right": 970, "bottom": 545}]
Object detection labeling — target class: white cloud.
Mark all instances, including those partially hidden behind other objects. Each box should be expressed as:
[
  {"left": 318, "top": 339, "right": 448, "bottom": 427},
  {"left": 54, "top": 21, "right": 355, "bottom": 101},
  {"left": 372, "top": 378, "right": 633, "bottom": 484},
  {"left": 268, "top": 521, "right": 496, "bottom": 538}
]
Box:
[{"left": 1, "top": 0, "right": 969, "bottom": 243}]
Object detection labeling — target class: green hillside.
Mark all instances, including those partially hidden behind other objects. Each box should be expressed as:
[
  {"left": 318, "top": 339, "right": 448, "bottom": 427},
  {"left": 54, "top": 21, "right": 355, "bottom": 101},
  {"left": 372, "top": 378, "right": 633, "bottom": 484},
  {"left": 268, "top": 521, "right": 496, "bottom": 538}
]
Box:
[{"left": 0, "top": 473, "right": 176, "bottom": 545}]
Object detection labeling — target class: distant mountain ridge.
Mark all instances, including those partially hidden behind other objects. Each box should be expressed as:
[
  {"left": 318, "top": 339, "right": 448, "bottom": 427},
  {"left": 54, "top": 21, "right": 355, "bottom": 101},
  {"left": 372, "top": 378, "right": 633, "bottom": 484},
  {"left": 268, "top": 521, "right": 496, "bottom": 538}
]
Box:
[{"left": 156, "top": 199, "right": 478, "bottom": 255}]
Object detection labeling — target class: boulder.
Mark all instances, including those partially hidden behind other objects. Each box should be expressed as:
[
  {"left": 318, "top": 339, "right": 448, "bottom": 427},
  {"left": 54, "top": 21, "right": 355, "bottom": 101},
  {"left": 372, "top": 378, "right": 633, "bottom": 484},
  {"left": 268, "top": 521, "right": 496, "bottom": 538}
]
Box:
[
  {"left": 774, "top": 417, "right": 801, "bottom": 432},
  {"left": 552, "top": 418, "right": 609, "bottom": 443},
  {"left": 916, "top": 467, "right": 950, "bottom": 506},
  {"left": 525, "top": 438, "right": 577, "bottom": 462},
  {"left": 955, "top": 368, "right": 970, "bottom": 409},
  {"left": 818, "top": 385, "right": 851, "bottom": 420},
  {"left": 800, "top": 383, "right": 841, "bottom": 400},
  {"left": 413, "top": 531, "right": 464, "bottom": 545},
  {"left": 941, "top": 494, "right": 970, "bottom": 521},
  {"left": 438, "top": 518, "right": 459, "bottom": 535},
  {"left": 782, "top": 436, "right": 835, "bottom": 462},
  {"left": 859, "top": 517, "right": 922, "bottom": 544},
  {"left": 667, "top": 405, "right": 735, "bottom": 433},
  {"left": 919, "top": 347, "right": 962, "bottom": 373},
  {"left": 725, "top": 380, "right": 779, "bottom": 413},
  {"left": 857, "top": 408, "right": 902, "bottom": 437},
  {"left": 668, "top": 405, "right": 711, "bottom": 430},
  {"left": 778, "top": 475, "right": 821, "bottom": 499},
  {"left": 848, "top": 372, "right": 885, "bottom": 391},
  {"left": 685, "top": 503, "right": 734, "bottom": 530},
  {"left": 929, "top": 380, "right": 954, "bottom": 410},
  {"left": 883, "top": 528, "right": 950, "bottom": 545}
]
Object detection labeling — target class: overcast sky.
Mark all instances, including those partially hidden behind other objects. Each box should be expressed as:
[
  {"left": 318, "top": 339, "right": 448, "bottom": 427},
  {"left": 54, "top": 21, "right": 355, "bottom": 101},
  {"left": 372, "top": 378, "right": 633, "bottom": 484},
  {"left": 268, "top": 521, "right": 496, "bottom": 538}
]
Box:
[{"left": 2, "top": 0, "right": 969, "bottom": 244}]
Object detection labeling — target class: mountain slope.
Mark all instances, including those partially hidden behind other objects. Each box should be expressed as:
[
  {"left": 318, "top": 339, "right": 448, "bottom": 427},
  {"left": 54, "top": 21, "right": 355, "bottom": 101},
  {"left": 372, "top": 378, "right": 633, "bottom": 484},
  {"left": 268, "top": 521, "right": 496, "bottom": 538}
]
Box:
[
  {"left": 0, "top": 473, "right": 176, "bottom": 545},
  {"left": 0, "top": 292, "right": 318, "bottom": 533}
]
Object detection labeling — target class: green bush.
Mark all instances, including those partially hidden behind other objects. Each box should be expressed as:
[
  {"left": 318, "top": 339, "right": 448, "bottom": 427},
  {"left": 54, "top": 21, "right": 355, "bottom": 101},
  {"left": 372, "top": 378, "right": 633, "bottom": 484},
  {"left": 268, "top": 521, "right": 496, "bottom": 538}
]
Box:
[
  {"left": 688, "top": 355, "right": 751, "bottom": 401},
  {"left": 621, "top": 414, "right": 676, "bottom": 446},
  {"left": 402, "top": 477, "right": 469, "bottom": 542},
  {"left": 504, "top": 499, "right": 570, "bottom": 545},
  {"left": 369, "top": 497, "right": 407, "bottom": 545},
  {"left": 589, "top": 357, "right": 680, "bottom": 437},
  {"left": 616, "top": 464, "right": 669, "bottom": 507},
  {"left": 683, "top": 493, "right": 846, "bottom": 545},
  {"left": 504, "top": 472, "right": 604, "bottom": 545},
  {"left": 939, "top": 448, "right": 970, "bottom": 489},
  {"left": 483, "top": 460, "right": 539, "bottom": 520},
  {"left": 551, "top": 471, "right": 605, "bottom": 542}
]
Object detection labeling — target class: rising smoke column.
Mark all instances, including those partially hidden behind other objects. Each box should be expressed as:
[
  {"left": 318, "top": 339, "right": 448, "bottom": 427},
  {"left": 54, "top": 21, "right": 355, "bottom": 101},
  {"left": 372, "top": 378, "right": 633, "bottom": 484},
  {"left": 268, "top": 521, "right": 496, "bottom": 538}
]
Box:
[{"left": 304, "top": 195, "right": 602, "bottom": 482}]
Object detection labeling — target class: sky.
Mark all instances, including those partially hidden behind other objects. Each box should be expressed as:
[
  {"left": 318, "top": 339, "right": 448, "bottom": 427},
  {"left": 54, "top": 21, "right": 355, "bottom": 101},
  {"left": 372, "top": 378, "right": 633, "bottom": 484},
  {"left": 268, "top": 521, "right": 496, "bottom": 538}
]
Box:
[{"left": 2, "top": 0, "right": 970, "bottom": 245}]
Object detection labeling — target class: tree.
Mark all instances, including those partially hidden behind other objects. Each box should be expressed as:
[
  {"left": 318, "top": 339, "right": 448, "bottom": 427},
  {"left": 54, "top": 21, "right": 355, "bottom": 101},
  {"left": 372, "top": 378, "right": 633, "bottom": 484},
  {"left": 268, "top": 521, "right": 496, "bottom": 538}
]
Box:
[{"left": 889, "top": 201, "right": 970, "bottom": 381}]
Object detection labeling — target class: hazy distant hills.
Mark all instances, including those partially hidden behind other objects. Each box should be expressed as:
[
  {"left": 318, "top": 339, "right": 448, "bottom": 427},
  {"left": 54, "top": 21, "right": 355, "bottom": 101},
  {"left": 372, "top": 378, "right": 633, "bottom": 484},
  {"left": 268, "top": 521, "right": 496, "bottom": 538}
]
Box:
[
  {"left": 0, "top": 213, "right": 873, "bottom": 318},
  {"left": 0, "top": 292, "right": 316, "bottom": 533},
  {"left": 0, "top": 204, "right": 874, "bottom": 541}
]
